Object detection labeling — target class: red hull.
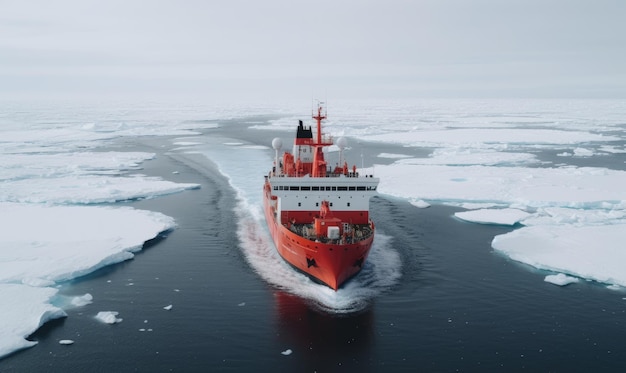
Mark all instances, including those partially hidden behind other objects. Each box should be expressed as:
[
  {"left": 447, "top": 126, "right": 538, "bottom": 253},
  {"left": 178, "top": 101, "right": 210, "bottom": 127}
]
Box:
[{"left": 264, "top": 183, "right": 373, "bottom": 290}]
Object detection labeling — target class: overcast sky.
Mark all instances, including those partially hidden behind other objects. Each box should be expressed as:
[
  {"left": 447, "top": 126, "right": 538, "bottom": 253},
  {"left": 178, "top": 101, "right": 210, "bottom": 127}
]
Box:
[{"left": 1, "top": 0, "right": 625, "bottom": 101}]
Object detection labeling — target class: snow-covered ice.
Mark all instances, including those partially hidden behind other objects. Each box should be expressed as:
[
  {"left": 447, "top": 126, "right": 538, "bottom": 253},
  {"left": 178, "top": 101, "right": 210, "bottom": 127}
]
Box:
[
  {"left": 372, "top": 155, "right": 626, "bottom": 287},
  {"left": 0, "top": 100, "right": 209, "bottom": 359},
  {"left": 455, "top": 209, "right": 531, "bottom": 226},
  {"left": 0, "top": 284, "right": 66, "bottom": 358},
  {"left": 372, "top": 164, "right": 626, "bottom": 207},
  {"left": 0, "top": 203, "right": 175, "bottom": 285},
  {"left": 492, "top": 224, "right": 626, "bottom": 286}
]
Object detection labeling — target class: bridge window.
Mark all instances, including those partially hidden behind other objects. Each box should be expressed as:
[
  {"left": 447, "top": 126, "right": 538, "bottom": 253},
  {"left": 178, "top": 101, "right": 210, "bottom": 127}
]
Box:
[
  {"left": 301, "top": 186, "right": 310, "bottom": 191},
  {"left": 357, "top": 186, "right": 366, "bottom": 191},
  {"left": 289, "top": 186, "right": 299, "bottom": 191}
]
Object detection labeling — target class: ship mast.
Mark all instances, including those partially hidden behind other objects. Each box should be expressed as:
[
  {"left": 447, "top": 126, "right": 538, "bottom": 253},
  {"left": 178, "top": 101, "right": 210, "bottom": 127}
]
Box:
[
  {"left": 310, "top": 101, "right": 332, "bottom": 177},
  {"left": 313, "top": 102, "right": 326, "bottom": 145}
]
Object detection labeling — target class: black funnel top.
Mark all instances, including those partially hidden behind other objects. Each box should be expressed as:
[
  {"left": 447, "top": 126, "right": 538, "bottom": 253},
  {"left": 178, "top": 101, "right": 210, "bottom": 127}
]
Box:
[{"left": 296, "top": 120, "right": 313, "bottom": 139}]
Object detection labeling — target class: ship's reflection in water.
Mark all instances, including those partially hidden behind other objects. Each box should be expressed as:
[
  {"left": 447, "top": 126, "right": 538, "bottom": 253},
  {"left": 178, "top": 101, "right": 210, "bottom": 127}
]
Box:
[{"left": 274, "top": 291, "right": 375, "bottom": 371}]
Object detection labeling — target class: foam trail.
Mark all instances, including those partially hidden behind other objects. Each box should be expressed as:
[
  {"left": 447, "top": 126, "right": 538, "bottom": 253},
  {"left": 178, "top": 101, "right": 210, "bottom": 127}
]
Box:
[{"left": 195, "top": 137, "right": 400, "bottom": 313}]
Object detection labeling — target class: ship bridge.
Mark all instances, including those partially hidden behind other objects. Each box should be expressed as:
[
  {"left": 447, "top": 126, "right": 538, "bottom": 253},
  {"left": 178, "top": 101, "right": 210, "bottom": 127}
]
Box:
[{"left": 267, "top": 173, "right": 379, "bottom": 225}]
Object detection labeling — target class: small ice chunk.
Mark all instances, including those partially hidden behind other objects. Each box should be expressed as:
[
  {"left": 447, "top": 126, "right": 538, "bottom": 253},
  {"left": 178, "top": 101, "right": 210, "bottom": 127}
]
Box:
[
  {"left": 238, "top": 302, "right": 246, "bottom": 307},
  {"left": 95, "top": 311, "right": 123, "bottom": 324},
  {"left": 544, "top": 273, "right": 579, "bottom": 286},
  {"left": 573, "top": 147, "right": 594, "bottom": 157},
  {"left": 410, "top": 199, "right": 430, "bottom": 209},
  {"left": 71, "top": 293, "right": 93, "bottom": 307},
  {"left": 163, "top": 305, "right": 173, "bottom": 310},
  {"left": 59, "top": 340, "right": 74, "bottom": 345},
  {"left": 281, "top": 349, "right": 293, "bottom": 356}
]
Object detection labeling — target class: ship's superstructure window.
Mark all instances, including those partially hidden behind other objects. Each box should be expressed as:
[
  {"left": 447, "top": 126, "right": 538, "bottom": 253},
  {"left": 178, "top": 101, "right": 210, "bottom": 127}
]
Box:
[{"left": 272, "top": 184, "right": 376, "bottom": 192}]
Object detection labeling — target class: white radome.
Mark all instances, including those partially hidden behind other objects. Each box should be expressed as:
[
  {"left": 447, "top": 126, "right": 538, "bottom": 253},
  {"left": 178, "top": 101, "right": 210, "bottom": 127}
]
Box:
[
  {"left": 272, "top": 137, "right": 283, "bottom": 150},
  {"left": 336, "top": 137, "right": 348, "bottom": 150}
]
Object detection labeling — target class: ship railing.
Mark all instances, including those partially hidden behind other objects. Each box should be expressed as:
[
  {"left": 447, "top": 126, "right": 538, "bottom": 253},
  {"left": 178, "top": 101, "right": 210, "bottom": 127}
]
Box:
[
  {"left": 290, "top": 222, "right": 374, "bottom": 243},
  {"left": 326, "top": 172, "right": 358, "bottom": 178}
]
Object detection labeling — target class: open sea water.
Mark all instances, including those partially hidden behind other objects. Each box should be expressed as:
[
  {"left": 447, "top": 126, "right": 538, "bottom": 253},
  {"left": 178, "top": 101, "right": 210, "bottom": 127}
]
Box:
[{"left": 3, "top": 115, "right": 626, "bottom": 372}]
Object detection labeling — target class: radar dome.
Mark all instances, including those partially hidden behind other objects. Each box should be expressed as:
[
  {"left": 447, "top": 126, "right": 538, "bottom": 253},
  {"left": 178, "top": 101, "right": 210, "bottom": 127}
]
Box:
[
  {"left": 272, "top": 137, "right": 283, "bottom": 150},
  {"left": 336, "top": 137, "right": 348, "bottom": 150}
]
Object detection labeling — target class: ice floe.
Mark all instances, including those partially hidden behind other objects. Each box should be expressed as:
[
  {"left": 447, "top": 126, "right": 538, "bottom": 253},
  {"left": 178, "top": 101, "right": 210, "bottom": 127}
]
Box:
[
  {"left": 492, "top": 224, "right": 626, "bottom": 286},
  {"left": 0, "top": 204, "right": 175, "bottom": 284},
  {"left": 455, "top": 208, "right": 531, "bottom": 226},
  {"left": 0, "top": 101, "right": 207, "bottom": 359},
  {"left": 372, "top": 162, "right": 626, "bottom": 287},
  {"left": 0, "top": 284, "right": 66, "bottom": 358}
]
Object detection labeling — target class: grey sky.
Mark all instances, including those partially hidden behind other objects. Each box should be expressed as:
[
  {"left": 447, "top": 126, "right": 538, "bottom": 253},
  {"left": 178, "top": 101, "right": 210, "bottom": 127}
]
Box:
[{"left": 1, "top": 0, "right": 625, "bottom": 101}]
